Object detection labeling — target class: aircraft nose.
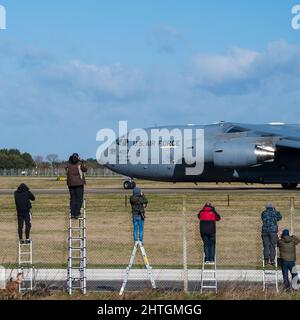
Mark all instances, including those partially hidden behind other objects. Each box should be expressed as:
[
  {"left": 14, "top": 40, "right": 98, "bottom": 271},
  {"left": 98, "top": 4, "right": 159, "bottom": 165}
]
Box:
[{"left": 97, "top": 141, "right": 116, "bottom": 168}]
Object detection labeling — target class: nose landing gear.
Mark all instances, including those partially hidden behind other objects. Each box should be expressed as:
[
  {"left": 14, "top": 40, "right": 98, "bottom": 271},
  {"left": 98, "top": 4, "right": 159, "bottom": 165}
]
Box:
[{"left": 123, "top": 180, "right": 136, "bottom": 189}]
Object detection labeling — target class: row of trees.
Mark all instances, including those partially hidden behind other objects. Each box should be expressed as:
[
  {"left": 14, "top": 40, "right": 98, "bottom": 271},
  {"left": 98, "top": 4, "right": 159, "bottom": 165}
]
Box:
[
  {"left": 0, "top": 149, "right": 101, "bottom": 169},
  {"left": 0, "top": 149, "right": 35, "bottom": 169}
]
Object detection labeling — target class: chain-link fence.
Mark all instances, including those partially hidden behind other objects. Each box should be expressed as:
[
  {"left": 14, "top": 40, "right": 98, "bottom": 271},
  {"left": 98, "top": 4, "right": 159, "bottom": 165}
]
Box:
[
  {"left": 0, "top": 192, "right": 299, "bottom": 290},
  {"left": 0, "top": 167, "right": 118, "bottom": 177}
]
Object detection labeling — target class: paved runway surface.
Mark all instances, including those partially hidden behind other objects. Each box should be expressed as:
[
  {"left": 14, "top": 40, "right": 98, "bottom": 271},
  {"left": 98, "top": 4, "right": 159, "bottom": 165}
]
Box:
[
  {"left": 36, "top": 280, "right": 266, "bottom": 292},
  {"left": 0, "top": 187, "right": 299, "bottom": 195}
]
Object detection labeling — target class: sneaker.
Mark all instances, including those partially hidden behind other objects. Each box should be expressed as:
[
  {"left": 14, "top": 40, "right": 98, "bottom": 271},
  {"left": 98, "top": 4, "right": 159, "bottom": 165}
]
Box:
[
  {"left": 19, "top": 240, "right": 25, "bottom": 244},
  {"left": 25, "top": 239, "right": 31, "bottom": 244}
]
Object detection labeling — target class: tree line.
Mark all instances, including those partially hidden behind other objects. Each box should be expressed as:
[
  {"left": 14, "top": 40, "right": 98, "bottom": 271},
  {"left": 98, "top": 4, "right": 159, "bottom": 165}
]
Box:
[{"left": 0, "top": 149, "right": 101, "bottom": 169}]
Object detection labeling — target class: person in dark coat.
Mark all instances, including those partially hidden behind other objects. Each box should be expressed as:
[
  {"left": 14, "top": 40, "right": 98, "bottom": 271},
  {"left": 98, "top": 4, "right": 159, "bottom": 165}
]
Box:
[
  {"left": 277, "top": 229, "right": 300, "bottom": 290},
  {"left": 261, "top": 203, "right": 282, "bottom": 265},
  {"left": 130, "top": 187, "right": 148, "bottom": 243},
  {"left": 14, "top": 183, "right": 35, "bottom": 244},
  {"left": 65, "top": 153, "right": 87, "bottom": 219},
  {"left": 198, "top": 202, "right": 221, "bottom": 263}
]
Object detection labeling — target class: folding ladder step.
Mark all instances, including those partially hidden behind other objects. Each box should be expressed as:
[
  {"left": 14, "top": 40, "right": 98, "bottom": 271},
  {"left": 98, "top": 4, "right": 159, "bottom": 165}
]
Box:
[
  {"left": 69, "top": 237, "right": 85, "bottom": 240},
  {"left": 70, "top": 280, "right": 85, "bottom": 283}
]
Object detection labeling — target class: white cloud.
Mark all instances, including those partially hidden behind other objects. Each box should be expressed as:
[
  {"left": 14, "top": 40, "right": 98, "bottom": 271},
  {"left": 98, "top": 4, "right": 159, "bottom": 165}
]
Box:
[
  {"left": 189, "top": 41, "right": 300, "bottom": 94},
  {"left": 192, "top": 47, "right": 259, "bottom": 86}
]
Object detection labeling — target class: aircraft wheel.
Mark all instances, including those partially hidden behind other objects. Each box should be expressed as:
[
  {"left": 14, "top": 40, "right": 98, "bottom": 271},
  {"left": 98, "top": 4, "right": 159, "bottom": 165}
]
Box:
[
  {"left": 281, "top": 183, "right": 298, "bottom": 189},
  {"left": 123, "top": 181, "right": 135, "bottom": 189}
]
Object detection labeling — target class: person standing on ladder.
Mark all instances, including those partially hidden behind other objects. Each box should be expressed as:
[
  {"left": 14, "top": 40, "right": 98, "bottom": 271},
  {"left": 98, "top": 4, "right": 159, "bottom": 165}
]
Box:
[
  {"left": 14, "top": 183, "right": 35, "bottom": 244},
  {"left": 65, "top": 153, "right": 87, "bottom": 219},
  {"left": 261, "top": 203, "right": 282, "bottom": 266},
  {"left": 277, "top": 229, "right": 300, "bottom": 291},
  {"left": 130, "top": 187, "right": 148, "bottom": 243},
  {"left": 198, "top": 202, "right": 221, "bottom": 263}
]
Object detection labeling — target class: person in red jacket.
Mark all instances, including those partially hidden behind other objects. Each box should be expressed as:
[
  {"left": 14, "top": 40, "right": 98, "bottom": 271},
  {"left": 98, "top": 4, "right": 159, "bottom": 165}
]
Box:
[{"left": 198, "top": 202, "right": 221, "bottom": 263}]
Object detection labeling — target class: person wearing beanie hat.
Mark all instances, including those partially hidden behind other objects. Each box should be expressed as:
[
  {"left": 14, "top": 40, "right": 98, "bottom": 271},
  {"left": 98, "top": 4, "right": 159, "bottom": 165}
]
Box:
[
  {"left": 261, "top": 203, "right": 282, "bottom": 265},
  {"left": 130, "top": 187, "right": 148, "bottom": 243},
  {"left": 277, "top": 228, "right": 300, "bottom": 290}
]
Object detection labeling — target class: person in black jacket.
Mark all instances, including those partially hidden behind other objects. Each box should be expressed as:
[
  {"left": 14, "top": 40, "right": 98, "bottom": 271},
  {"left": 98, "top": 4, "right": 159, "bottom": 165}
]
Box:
[{"left": 14, "top": 183, "right": 35, "bottom": 244}]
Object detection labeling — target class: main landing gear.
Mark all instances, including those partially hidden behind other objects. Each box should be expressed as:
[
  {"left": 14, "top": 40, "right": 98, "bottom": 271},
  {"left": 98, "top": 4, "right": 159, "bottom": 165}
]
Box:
[{"left": 281, "top": 183, "right": 298, "bottom": 189}]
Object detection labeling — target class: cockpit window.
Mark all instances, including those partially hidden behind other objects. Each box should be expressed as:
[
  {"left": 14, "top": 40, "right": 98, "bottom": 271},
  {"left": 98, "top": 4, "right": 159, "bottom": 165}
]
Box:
[
  {"left": 226, "top": 126, "right": 249, "bottom": 133},
  {"left": 116, "top": 138, "right": 129, "bottom": 146}
]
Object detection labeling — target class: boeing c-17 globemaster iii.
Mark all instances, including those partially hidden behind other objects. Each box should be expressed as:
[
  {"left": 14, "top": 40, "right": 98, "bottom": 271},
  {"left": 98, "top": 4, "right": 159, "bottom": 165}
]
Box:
[{"left": 100, "top": 121, "right": 300, "bottom": 189}]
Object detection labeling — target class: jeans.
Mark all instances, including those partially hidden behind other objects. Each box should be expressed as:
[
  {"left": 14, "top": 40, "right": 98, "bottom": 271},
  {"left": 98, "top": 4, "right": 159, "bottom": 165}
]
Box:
[
  {"left": 281, "top": 260, "right": 299, "bottom": 289},
  {"left": 69, "top": 186, "right": 84, "bottom": 217},
  {"left": 201, "top": 233, "right": 216, "bottom": 261},
  {"left": 133, "top": 215, "right": 144, "bottom": 242},
  {"left": 17, "top": 212, "right": 31, "bottom": 240},
  {"left": 262, "top": 232, "right": 277, "bottom": 261}
]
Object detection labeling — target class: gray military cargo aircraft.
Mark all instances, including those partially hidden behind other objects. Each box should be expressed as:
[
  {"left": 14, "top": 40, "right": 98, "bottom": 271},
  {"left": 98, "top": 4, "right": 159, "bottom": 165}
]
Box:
[{"left": 101, "top": 121, "right": 300, "bottom": 189}]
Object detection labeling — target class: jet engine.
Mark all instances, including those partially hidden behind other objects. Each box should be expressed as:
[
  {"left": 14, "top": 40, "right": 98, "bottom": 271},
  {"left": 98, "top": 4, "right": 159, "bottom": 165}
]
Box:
[{"left": 213, "top": 141, "right": 275, "bottom": 167}]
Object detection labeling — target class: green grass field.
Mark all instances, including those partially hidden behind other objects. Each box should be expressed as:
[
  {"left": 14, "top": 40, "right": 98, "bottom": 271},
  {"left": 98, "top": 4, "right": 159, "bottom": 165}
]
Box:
[{"left": 0, "top": 177, "right": 299, "bottom": 269}]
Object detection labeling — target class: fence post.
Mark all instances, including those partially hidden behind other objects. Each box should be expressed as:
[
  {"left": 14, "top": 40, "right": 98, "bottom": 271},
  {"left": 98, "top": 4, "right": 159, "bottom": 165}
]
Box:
[
  {"left": 182, "top": 196, "right": 188, "bottom": 292},
  {"left": 290, "top": 197, "right": 295, "bottom": 235}
]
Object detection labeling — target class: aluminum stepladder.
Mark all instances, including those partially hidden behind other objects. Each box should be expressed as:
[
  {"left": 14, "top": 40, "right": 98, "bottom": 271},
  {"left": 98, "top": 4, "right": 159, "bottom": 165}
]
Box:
[
  {"left": 67, "top": 199, "right": 87, "bottom": 295},
  {"left": 200, "top": 254, "right": 217, "bottom": 293},
  {"left": 262, "top": 248, "right": 279, "bottom": 292},
  {"left": 119, "top": 241, "right": 156, "bottom": 295},
  {"left": 18, "top": 240, "right": 35, "bottom": 292}
]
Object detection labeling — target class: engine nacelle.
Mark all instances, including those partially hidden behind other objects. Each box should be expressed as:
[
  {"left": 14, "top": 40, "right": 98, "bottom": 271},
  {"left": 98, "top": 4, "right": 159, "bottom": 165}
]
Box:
[{"left": 213, "top": 141, "right": 275, "bottom": 168}]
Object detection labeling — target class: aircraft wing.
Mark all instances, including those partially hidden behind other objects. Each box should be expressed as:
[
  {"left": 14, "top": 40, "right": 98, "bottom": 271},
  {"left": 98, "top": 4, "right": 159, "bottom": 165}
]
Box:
[
  {"left": 227, "top": 123, "right": 300, "bottom": 150},
  {"left": 275, "top": 138, "right": 300, "bottom": 150}
]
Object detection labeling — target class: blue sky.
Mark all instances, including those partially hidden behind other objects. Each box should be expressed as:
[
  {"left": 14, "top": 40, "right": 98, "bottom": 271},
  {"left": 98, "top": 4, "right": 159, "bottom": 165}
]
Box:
[{"left": 0, "top": 1, "right": 300, "bottom": 158}]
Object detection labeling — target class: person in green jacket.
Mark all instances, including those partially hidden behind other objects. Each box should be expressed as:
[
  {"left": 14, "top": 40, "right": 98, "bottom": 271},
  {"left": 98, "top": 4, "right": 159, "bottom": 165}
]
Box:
[
  {"left": 277, "top": 229, "right": 300, "bottom": 290},
  {"left": 130, "top": 187, "right": 148, "bottom": 243}
]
